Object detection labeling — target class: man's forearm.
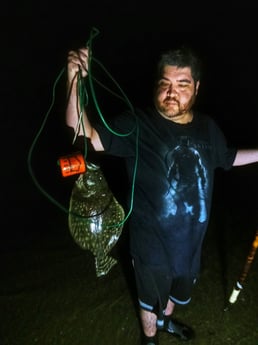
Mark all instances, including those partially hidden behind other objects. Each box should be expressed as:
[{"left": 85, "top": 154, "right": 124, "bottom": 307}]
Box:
[{"left": 233, "top": 149, "right": 258, "bottom": 166}]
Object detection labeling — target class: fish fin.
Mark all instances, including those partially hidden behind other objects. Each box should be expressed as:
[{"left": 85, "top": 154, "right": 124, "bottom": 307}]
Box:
[{"left": 95, "top": 255, "right": 118, "bottom": 277}]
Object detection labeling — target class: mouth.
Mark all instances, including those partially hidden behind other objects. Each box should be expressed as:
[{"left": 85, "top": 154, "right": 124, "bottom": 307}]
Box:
[
  {"left": 165, "top": 100, "right": 178, "bottom": 106},
  {"left": 165, "top": 96, "right": 178, "bottom": 103}
]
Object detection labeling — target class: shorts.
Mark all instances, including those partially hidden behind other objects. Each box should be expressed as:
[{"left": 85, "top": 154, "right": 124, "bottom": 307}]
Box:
[{"left": 133, "top": 255, "right": 196, "bottom": 315}]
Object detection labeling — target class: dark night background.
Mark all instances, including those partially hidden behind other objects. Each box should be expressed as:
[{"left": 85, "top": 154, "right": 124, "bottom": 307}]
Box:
[
  {"left": 2, "top": 3, "right": 258, "bottom": 234},
  {"left": 1, "top": 3, "right": 258, "bottom": 344}
]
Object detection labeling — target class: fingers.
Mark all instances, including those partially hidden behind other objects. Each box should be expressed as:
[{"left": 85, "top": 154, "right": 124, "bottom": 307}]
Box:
[{"left": 67, "top": 47, "right": 89, "bottom": 78}]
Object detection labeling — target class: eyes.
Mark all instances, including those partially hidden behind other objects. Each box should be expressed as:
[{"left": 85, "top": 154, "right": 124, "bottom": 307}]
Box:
[
  {"left": 157, "top": 80, "right": 190, "bottom": 91},
  {"left": 157, "top": 79, "right": 191, "bottom": 92}
]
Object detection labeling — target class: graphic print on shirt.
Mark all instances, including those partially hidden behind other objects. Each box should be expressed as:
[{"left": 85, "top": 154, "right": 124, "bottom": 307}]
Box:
[{"left": 163, "top": 136, "right": 208, "bottom": 223}]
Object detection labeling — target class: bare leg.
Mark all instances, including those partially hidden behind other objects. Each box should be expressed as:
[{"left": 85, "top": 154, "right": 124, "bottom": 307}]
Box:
[
  {"left": 164, "top": 299, "right": 175, "bottom": 316},
  {"left": 140, "top": 299, "right": 175, "bottom": 336},
  {"left": 140, "top": 308, "right": 157, "bottom": 337},
  {"left": 140, "top": 299, "right": 175, "bottom": 335}
]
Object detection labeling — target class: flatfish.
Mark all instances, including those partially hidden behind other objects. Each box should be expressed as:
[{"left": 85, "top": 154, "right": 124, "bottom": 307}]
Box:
[{"left": 68, "top": 161, "right": 125, "bottom": 277}]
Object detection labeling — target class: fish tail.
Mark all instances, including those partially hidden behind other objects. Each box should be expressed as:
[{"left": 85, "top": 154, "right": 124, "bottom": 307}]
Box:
[{"left": 95, "top": 255, "right": 118, "bottom": 277}]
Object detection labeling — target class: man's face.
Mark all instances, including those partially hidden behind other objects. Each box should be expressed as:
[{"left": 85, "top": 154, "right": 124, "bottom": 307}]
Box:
[{"left": 154, "top": 65, "right": 200, "bottom": 123}]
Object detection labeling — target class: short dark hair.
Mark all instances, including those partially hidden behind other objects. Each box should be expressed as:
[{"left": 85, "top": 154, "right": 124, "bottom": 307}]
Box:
[{"left": 155, "top": 46, "right": 202, "bottom": 84}]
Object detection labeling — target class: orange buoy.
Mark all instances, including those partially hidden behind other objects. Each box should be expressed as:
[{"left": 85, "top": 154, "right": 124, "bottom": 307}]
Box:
[{"left": 58, "top": 152, "right": 86, "bottom": 177}]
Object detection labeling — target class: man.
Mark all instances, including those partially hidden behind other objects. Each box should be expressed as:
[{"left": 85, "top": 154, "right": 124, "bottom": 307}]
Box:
[{"left": 65, "top": 45, "right": 258, "bottom": 345}]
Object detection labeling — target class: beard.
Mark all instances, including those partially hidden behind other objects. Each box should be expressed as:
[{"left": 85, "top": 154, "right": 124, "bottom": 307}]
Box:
[{"left": 156, "top": 94, "right": 196, "bottom": 119}]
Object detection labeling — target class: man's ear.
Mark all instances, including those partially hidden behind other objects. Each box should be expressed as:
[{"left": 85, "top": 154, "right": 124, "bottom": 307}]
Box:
[
  {"left": 195, "top": 81, "right": 200, "bottom": 95},
  {"left": 195, "top": 80, "right": 200, "bottom": 96}
]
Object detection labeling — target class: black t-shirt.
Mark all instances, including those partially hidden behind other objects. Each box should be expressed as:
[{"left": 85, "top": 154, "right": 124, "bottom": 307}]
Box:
[{"left": 92, "top": 106, "right": 237, "bottom": 276}]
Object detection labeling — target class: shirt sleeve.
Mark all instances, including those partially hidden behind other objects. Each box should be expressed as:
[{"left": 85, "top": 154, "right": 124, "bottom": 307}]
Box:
[
  {"left": 209, "top": 117, "right": 237, "bottom": 170},
  {"left": 95, "top": 111, "right": 139, "bottom": 157}
]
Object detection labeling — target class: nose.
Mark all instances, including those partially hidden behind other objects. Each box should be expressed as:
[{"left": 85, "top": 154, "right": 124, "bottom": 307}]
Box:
[{"left": 167, "top": 85, "right": 177, "bottom": 96}]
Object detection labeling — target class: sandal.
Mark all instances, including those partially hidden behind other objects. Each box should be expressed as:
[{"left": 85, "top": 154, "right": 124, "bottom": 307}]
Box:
[
  {"left": 161, "top": 316, "right": 195, "bottom": 341},
  {"left": 141, "top": 333, "right": 159, "bottom": 345}
]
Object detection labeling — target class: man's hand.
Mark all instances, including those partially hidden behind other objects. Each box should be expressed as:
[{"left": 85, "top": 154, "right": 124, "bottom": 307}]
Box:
[{"left": 67, "top": 47, "right": 89, "bottom": 84}]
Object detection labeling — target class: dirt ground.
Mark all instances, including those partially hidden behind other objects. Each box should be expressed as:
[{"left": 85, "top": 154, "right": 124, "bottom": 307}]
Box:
[{"left": 1, "top": 167, "right": 258, "bottom": 345}]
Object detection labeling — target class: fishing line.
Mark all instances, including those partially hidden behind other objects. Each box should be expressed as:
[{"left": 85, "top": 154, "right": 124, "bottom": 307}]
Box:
[
  {"left": 27, "top": 26, "right": 139, "bottom": 228},
  {"left": 76, "top": 27, "right": 139, "bottom": 228},
  {"left": 27, "top": 66, "right": 69, "bottom": 214}
]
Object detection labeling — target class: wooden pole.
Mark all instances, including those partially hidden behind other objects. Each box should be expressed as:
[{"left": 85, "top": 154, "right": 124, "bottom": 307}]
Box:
[{"left": 224, "top": 229, "right": 258, "bottom": 310}]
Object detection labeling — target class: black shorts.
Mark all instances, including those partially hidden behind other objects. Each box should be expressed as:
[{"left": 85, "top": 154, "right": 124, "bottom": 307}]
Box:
[{"left": 133, "top": 255, "right": 196, "bottom": 314}]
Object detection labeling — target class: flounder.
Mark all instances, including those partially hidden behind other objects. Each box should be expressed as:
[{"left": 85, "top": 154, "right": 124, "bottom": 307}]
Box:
[{"left": 68, "top": 161, "right": 125, "bottom": 277}]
